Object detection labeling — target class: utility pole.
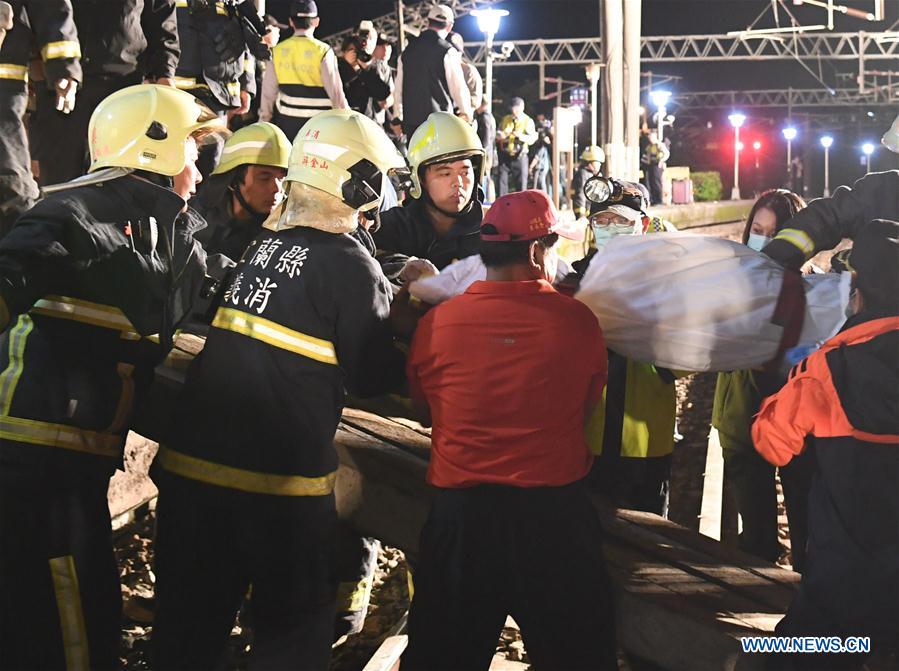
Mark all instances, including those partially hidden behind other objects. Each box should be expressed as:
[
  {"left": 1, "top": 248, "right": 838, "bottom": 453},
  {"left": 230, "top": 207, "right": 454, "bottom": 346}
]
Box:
[
  {"left": 623, "top": 0, "right": 642, "bottom": 182},
  {"left": 397, "top": 0, "right": 406, "bottom": 53}
]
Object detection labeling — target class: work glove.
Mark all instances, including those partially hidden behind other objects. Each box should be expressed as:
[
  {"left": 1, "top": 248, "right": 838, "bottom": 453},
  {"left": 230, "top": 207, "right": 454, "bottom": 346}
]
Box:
[{"left": 54, "top": 78, "right": 77, "bottom": 114}]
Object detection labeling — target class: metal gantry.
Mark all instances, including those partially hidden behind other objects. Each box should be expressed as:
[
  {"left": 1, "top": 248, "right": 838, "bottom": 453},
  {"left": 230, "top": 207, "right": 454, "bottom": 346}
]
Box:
[{"left": 672, "top": 86, "right": 898, "bottom": 109}]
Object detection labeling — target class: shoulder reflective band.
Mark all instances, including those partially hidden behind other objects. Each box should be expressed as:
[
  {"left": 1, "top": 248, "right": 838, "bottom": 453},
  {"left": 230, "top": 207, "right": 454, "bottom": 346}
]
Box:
[
  {"left": 49, "top": 556, "right": 90, "bottom": 671},
  {"left": 0, "top": 63, "right": 28, "bottom": 81},
  {"left": 41, "top": 41, "right": 81, "bottom": 61},
  {"left": 0, "top": 415, "right": 122, "bottom": 458},
  {"left": 0, "top": 315, "right": 34, "bottom": 416},
  {"left": 30, "top": 295, "right": 139, "bottom": 338},
  {"left": 212, "top": 307, "right": 338, "bottom": 365},
  {"left": 156, "top": 446, "right": 338, "bottom": 496},
  {"left": 775, "top": 228, "right": 816, "bottom": 259},
  {"left": 174, "top": 0, "right": 228, "bottom": 15}
]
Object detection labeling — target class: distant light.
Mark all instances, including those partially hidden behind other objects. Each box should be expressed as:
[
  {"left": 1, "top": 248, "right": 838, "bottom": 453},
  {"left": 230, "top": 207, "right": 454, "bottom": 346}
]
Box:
[
  {"left": 706, "top": 121, "right": 713, "bottom": 129},
  {"left": 867, "top": 111, "right": 876, "bottom": 118},
  {"left": 570, "top": 105, "right": 583, "bottom": 125},
  {"left": 639, "top": 106, "right": 646, "bottom": 116},
  {"left": 782, "top": 127, "right": 797, "bottom": 141},
  {"left": 752, "top": 140, "right": 762, "bottom": 150},
  {"left": 862, "top": 142, "right": 875, "bottom": 155},
  {"left": 649, "top": 90, "right": 672, "bottom": 109},
  {"left": 736, "top": 141, "right": 745, "bottom": 151},
  {"left": 471, "top": 8, "right": 509, "bottom": 35},
  {"left": 820, "top": 135, "right": 834, "bottom": 148},
  {"left": 728, "top": 113, "right": 746, "bottom": 128}
]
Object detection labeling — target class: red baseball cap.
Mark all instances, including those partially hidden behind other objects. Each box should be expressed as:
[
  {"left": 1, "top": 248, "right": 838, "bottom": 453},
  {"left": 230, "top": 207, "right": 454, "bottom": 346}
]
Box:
[{"left": 480, "top": 190, "right": 584, "bottom": 242}]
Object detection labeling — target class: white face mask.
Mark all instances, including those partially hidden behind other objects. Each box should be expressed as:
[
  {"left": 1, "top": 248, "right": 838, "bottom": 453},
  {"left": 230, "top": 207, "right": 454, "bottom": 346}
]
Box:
[{"left": 747, "top": 232, "right": 771, "bottom": 252}]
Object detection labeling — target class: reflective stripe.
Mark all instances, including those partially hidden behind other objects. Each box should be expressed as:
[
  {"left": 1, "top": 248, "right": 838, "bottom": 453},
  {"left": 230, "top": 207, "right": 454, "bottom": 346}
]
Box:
[
  {"left": 0, "top": 64, "right": 28, "bottom": 81},
  {"left": 49, "top": 556, "right": 90, "bottom": 671},
  {"left": 0, "top": 316, "right": 34, "bottom": 416},
  {"left": 212, "top": 307, "right": 338, "bottom": 365},
  {"left": 0, "top": 415, "right": 122, "bottom": 458},
  {"left": 30, "top": 295, "right": 138, "bottom": 337},
  {"left": 336, "top": 577, "right": 372, "bottom": 612},
  {"left": 775, "top": 228, "right": 816, "bottom": 257},
  {"left": 175, "top": 0, "right": 228, "bottom": 15},
  {"left": 226, "top": 80, "right": 240, "bottom": 96},
  {"left": 174, "top": 76, "right": 238, "bottom": 97},
  {"left": 41, "top": 41, "right": 82, "bottom": 61},
  {"left": 221, "top": 140, "right": 269, "bottom": 156},
  {"left": 156, "top": 446, "right": 337, "bottom": 496},
  {"left": 277, "top": 91, "right": 332, "bottom": 109}
]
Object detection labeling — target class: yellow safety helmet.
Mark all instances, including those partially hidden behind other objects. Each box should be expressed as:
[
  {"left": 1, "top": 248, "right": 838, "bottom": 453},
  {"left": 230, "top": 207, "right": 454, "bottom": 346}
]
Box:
[
  {"left": 407, "top": 112, "right": 485, "bottom": 200},
  {"left": 88, "top": 84, "right": 225, "bottom": 176},
  {"left": 881, "top": 114, "right": 899, "bottom": 154},
  {"left": 286, "top": 109, "right": 410, "bottom": 212},
  {"left": 580, "top": 145, "right": 605, "bottom": 164},
  {"left": 211, "top": 122, "right": 291, "bottom": 176}
]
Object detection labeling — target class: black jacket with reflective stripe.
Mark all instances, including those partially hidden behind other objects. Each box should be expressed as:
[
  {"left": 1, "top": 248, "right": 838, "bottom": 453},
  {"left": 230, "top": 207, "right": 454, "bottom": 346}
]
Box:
[
  {"left": 0, "top": 0, "right": 81, "bottom": 84},
  {"left": 0, "top": 176, "right": 209, "bottom": 478}
]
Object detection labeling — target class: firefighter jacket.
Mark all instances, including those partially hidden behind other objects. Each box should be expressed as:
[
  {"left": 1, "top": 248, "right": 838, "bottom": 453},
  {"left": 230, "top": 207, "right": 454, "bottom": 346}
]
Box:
[
  {"left": 570, "top": 164, "right": 595, "bottom": 218},
  {"left": 373, "top": 197, "right": 484, "bottom": 272},
  {"left": 73, "top": 0, "right": 178, "bottom": 79},
  {"left": 156, "top": 226, "right": 402, "bottom": 506},
  {"left": 0, "top": 0, "right": 80, "bottom": 86},
  {"left": 765, "top": 170, "right": 899, "bottom": 270},
  {"left": 190, "top": 173, "right": 264, "bottom": 263},
  {"left": 0, "top": 176, "right": 210, "bottom": 480},
  {"left": 752, "top": 313, "right": 898, "bottom": 639},
  {"left": 174, "top": 0, "right": 251, "bottom": 109}
]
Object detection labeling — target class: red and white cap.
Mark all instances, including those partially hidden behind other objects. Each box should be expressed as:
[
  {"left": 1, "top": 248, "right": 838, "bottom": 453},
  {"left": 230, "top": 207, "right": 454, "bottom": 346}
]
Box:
[{"left": 480, "top": 190, "right": 585, "bottom": 242}]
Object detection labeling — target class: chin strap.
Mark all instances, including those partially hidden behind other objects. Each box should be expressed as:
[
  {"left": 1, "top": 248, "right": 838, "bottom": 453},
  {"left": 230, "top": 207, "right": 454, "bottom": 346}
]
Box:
[
  {"left": 422, "top": 190, "right": 474, "bottom": 220},
  {"left": 230, "top": 182, "right": 266, "bottom": 219}
]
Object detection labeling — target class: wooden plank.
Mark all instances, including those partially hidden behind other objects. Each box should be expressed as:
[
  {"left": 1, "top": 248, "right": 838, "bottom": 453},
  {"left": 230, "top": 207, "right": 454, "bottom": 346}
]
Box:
[{"left": 699, "top": 427, "right": 725, "bottom": 541}]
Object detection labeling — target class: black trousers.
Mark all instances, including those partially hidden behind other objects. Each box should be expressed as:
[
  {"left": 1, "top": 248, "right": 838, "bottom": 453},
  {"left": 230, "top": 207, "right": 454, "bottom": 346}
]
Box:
[
  {"left": 31, "top": 74, "right": 140, "bottom": 187},
  {"left": 645, "top": 164, "right": 664, "bottom": 205},
  {"left": 0, "top": 470, "right": 121, "bottom": 671},
  {"left": 0, "top": 82, "right": 39, "bottom": 236},
  {"left": 151, "top": 482, "right": 338, "bottom": 671},
  {"left": 403, "top": 483, "right": 618, "bottom": 671},
  {"left": 498, "top": 150, "right": 529, "bottom": 196}
]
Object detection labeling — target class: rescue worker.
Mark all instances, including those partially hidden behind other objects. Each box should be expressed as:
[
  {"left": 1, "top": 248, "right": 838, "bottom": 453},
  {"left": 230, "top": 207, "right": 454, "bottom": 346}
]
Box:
[
  {"left": 0, "top": 0, "right": 80, "bottom": 234},
  {"left": 404, "top": 189, "right": 617, "bottom": 671},
  {"left": 259, "top": 0, "right": 349, "bottom": 141},
  {"left": 393, "top": 4, "right": 472, "bottom": 136},
  {"left": 192, "top": 120, "right": 290, "bottom": 262},
  {"left": 753, "top": 219, "right": 899, "bottom": 670},
  {"left": 570, "top": 145, "right": 605, "bottom": 218},
  {"left": 373, "top": 111, "right": 486, "bottom": 275},
  {"left": 31, "top": 0, "right": 180, "bottom": 187},
  {"left": 150, "top": 109, "right": 411, "bottom": 670},
  {"left": 0, "top": 84, "right": 224, "bottom": 671},
  {"left": 641, "top": 130, "right": 669, "bottom": 206},
  {"left": 497, "top": 97, "right": 538, "bottom": 195},
  {"left": 764, "top": 113, "right": 899, "bottom": 270}
]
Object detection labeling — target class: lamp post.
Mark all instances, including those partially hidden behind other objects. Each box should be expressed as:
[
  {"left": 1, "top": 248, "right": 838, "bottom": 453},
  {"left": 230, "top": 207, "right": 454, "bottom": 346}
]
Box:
[
  {"left": 862, "top": 142, "right": 875, "bottom": 173},
  {"left": 729, "top": 112, "right": 746, "bottom": 200},
  {"left": 820, "top": 135, "right": 833, "bottom": 197},
  {"left": 649, "top": 90, "right": 672, "bottom": 142},
  {"left": 782, "top": 126, "right": 797, "bottom": 169},
  {"left": 471, "top": 8, "right": 509, "bottom": 113},
  {"left": 570, "top": 104, "right": 583, "bottom": 163}
]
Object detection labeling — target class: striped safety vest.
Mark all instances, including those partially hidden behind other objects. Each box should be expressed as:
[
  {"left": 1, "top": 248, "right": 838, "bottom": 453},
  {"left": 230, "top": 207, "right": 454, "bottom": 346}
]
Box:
[{"left": 272, "top": 35, "right": 332, "bottom": 120}]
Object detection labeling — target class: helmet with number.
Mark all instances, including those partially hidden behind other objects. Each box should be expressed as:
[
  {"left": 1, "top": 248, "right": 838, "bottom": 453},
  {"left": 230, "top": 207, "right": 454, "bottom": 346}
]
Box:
[
  {"left": 88, "top": 84, "right": 225, "bottom": 176},
  {"left": 407, "top": 112, "right": 485, "bottom": 200},
  {"left": 580, "top": 145, "right": 605, "bottom": 164},
  {"left": 212, "top": 122, "right": 291, "bottom": 176},
  {"left": 881, "top": 113, "right": 899, "bottom": 154},
  {"left": 286, "top": 109, "right": 410, "bottom": 212}
]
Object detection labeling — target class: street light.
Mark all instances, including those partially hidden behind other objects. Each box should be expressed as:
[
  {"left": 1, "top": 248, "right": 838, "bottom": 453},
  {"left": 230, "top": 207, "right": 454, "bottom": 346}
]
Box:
[
  {"left": 471, "top": 8, "right": 509, "bottom": 112},
  {"left": 729, "top": 112, "right": 746, "bottom": 200},
  {"left": 782, "top": 126, "right": 797, "bottom": 171},
  {"left": 820, "top": 135, "right": 834, "bottom": 197},
  {"left": 752, "top": 140, "right": 762, "bottom": 172},
  {"left": 861, "top": 141, "right": 875, "bottom": 173},
  {"left": 649, "top": 90, "right": 672, "bottom": 142}
]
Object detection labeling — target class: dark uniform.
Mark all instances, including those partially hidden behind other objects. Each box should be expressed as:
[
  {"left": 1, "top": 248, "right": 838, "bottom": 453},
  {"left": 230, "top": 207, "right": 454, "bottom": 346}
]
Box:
[
  {"left": 399, "top": 30, "right": 454, "bottom": 136},
  {"left": 0, "top": 174, "right": 210, "bottom": 671},
  {"left": 151, "top": 225, "right": 402, "bottom": 669},
  {"left": 31, "top": 0, "right": 179, "bottom": 186},
  {"left": 190, "top": 173, "right": 264, "bottom": 263},
  {"left": 570, "top": 164, "right": 595, "bottom": 218},
  {"left": 0, "top": 0, "right": 80, "bottom": 234}
]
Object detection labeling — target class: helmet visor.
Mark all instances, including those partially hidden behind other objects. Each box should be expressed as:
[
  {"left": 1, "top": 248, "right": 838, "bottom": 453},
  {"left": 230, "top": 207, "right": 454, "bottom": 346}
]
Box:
[{"left": 387, "top": 165, "right": 413, "bottom": 195}]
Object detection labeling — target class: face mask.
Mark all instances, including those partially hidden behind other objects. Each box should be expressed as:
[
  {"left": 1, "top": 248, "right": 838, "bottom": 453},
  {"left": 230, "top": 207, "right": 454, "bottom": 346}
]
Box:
[
  {"left": 747, "top": 232, "right": 771, "bottom": 252},
  {"left": 592, "top": 223, "right": 635, "bottom": 250}
]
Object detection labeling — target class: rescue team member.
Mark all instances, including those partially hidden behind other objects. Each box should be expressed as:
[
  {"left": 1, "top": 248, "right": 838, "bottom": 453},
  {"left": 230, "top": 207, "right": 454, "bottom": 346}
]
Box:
[
  {"left": 570, "top": 145, "right": 605, "bottom": 219},
  {"left": 403, "top": 190, "right": 617, "bottom": 671},
  {"left": 192, "top": 120, "right": 290, "bottom": 262},
  {"left": 641, "top": 130, "right": 669, "bottom": 206},
  {"left": 496, "top": 96, "right": 538, "bottom": 195},
  {"left": 0, "top": 84, "right": 224, "bottom": 671},
  {"left": 763, "top": 113, "right": 899, "bottom": 270},
  {"left": 150, "top": 109, "right": 411, "bottom": 670},
  {"left": 31, "top": 0, "right": 180, "bottom": 187},
  {"left": 373, "top": 111, "right": 485, "bottom": 275},
  {"left": 753, "top": 220, "right": 899, "bottom": 670},
  {"left": 0, "top": 0, "right": 80, "bottom": 234},
  {"left": 259, "top": 0, "right": 349, "bottom": 141}
]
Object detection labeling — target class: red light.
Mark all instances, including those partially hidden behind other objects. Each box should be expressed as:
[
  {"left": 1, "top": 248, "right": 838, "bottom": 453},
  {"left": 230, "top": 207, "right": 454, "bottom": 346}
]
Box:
[{"left": 752, "top": 140, "right": 762, "bottom": 151}]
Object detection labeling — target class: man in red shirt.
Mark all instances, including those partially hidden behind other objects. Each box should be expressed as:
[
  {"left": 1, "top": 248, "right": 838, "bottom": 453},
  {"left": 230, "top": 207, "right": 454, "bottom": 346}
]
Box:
[{"left": 403, "top": 190, "right": 618, "bottom": 670}]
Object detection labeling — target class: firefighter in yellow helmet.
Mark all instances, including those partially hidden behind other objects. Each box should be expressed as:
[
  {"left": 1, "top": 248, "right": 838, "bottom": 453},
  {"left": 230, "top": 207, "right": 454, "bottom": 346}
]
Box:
[
  {"left": 0, "top": 84, "right": 224, "bottom": 671},
  {"left": 372, "top": 111, "right": 485, "bottom": 280},
  {"left": 150, "top": 109, "right": 411, "bottom": 670},
  {"left": 570, "top": 145, "right": 605, "bottom": 218},
  {"left": 192, "top": 121, "right": 291, "bottom": 262}
]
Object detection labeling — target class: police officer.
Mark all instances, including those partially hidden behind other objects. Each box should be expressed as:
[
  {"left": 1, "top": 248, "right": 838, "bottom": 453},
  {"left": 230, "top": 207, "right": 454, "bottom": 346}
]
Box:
[
  {"left": 31, "top": 0, "right": 180, "bottom": 187},
  {"left": 0, "top": 0, "right": 80, "bottom": 234},
  {"left": 0, "top": 84, "right": 224, "bottom": 671},
  {"left": 259, "top": 0, "right": 348, "bottom": 140},
  {"left": 150, "top": 109, "right": 410, "bottom": 670},
  {"left": 496, "top": 97, "right": 538, "bottom": 195},
  {"left": 374, "top": 111, "right": 486, "bottom": 274},
  {"left": 192, "top": 120, "right": 290, "bottom": 262}
]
